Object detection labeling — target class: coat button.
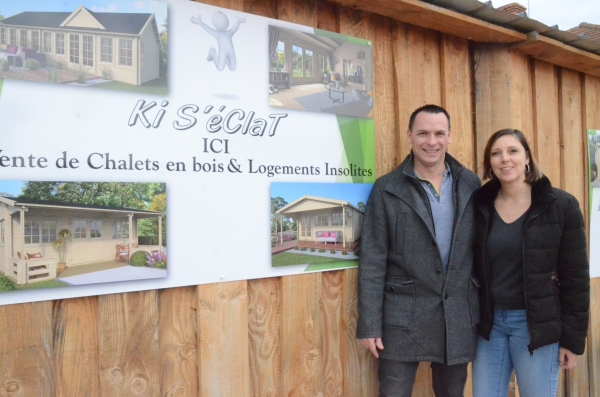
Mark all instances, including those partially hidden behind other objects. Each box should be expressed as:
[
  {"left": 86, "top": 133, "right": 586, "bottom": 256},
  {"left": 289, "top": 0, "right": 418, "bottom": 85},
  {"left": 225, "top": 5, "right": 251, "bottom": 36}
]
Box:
[
  {"left": 389, "top": 286, "right": 395, "bottom": 292},
  {"left": 444, "top": 294, "right": 449, "bottom": 300},
  {"left": 436, "top": 269, "right": 442, "bottom": 274}
]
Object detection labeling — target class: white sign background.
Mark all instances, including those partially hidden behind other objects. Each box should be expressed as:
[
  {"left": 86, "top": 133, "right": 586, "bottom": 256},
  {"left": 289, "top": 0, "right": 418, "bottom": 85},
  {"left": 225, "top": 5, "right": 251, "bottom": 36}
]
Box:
[{"left": 0, "top": 0, "right": 374, "bottom": 305}]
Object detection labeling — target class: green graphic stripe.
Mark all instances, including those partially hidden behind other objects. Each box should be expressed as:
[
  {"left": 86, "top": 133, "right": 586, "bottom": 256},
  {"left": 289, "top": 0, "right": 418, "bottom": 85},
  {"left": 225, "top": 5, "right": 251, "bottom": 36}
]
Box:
[
  {"left": 304, "top": 260, "right": 358, "bottom": 272},
  {"left": 337, "top": 116, "right": 376, "bottom": 183},
  {"left": 313, "top": 29, "right": 371, "bottom": 46},
  {"left": 0, "top": 79, "right": 3, "bottom": 97}
]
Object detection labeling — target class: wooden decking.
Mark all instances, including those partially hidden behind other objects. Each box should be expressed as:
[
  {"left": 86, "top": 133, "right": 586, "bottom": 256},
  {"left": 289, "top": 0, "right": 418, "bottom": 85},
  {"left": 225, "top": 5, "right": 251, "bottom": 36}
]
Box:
[
  {"left": 0, "top": 68, "right": 100, "bottom": 84},
  {"left": 272, "top": 239, "right": 357, "bottom": 255}
]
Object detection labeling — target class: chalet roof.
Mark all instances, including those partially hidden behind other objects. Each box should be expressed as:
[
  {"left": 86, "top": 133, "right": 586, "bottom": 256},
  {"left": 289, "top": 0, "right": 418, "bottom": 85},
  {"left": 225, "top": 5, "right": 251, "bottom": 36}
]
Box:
[
  {"left": 276, "top": 195, "right": 362, "bottom": 215},
  {"left": 568, "top": 23, "right": 600, "bottom": 44},
  {"left": 0, "top": 196, "right": 163, "bottom": 216},
  {"left": 497, "top": 3, "right": 527, "bottom": 16},
  {"left": 0, "top": 8, "right": 153, "bottom": 35}
]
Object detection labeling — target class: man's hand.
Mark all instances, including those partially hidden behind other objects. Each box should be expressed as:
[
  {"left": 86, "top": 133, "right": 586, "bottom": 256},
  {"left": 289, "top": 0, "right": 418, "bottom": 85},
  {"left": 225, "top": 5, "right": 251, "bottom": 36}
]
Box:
[
  {"left": 359, "top": 338, "right": 384, "bottom": 358},
  {"left": 559, "top": 347, "right": 578, "bottom": 369}
]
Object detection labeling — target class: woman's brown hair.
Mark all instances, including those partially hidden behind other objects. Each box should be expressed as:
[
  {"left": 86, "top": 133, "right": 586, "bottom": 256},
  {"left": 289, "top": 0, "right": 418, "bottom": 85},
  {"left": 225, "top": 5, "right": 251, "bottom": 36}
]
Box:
[{"left": 482, "top": 129, "right": 543, "bottom": 183}]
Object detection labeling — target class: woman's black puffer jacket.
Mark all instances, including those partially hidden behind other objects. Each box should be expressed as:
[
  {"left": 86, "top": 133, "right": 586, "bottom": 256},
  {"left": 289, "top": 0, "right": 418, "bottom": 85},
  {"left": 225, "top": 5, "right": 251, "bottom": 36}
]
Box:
[{"left": 473, "top": 176, "right": 589, "bottom": 354}]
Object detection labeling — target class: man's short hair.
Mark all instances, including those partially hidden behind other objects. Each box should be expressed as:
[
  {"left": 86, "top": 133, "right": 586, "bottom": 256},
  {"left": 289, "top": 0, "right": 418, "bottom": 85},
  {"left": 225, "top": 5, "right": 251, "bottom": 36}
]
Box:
[{"left": 408, "top": 104, "right": 451, "bottom": 131}]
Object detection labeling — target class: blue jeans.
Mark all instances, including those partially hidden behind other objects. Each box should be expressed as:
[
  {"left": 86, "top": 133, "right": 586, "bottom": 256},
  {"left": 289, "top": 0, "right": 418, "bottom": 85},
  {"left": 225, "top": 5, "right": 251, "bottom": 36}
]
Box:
[{"left": 472, "top": 309, "right": 560, "bottom": 397}]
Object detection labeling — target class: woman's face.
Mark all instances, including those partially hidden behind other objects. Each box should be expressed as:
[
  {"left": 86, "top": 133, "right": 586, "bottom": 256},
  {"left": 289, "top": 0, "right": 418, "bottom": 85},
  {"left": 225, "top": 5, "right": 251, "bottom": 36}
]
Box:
[{"left": 489, "top": 134, "right": 530, "bottom": 185}]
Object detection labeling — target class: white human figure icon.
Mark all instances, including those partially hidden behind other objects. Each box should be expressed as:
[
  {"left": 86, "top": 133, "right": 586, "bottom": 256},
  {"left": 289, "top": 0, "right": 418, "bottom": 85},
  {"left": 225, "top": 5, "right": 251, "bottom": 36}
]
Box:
[{"left": 191, "top": 11, "right": 246, "bottom": 71}]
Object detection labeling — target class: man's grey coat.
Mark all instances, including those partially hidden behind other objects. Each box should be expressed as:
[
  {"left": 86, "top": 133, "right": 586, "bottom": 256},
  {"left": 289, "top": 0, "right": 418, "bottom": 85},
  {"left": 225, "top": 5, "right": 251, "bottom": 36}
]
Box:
[{"left": 357, "top": 153, "right": 481, "bottom": 365}]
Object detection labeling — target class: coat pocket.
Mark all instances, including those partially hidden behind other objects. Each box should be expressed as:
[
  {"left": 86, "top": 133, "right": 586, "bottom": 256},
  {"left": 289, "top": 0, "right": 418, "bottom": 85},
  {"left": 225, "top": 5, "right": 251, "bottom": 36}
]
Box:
[
  {"left": 469, "top": 275, "right": 481, "bottom": 327},
  {"left": 382, "top": 277, "right": 415, "bottom": 329},
  {"left": 394, "top": 213, "right": 406, "bottom": 255}
]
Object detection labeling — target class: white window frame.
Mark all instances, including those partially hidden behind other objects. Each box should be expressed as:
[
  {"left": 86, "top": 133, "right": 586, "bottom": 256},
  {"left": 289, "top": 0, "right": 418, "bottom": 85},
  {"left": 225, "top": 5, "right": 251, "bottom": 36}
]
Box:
[
  {"left": 69, "top": 34, "right": 80, "bottom": 64},
  {"left": 101, "top": 37, "right": 113, "bottom": 63},
  {"left": 83, "top": 35, "right": 93, "bottom": 66},
  {"left": 24, "top": 219, "right": 57, "bottom": 245},
  {"left": 0, "top": 219, "right": 4, "bottom": 244},
  {"left": 73, "top": 220, "right": 87, "bottom": 239},
  {"left": 31, "top": 31, "right": 40, "bottom": 51},
  {"left": 112, "top": 221, "right": 129, "bottom": 239},
  {"left": 20, "top": 29, "right": 28, "bottom": 48},
  {"left": 90, "top": 220, "right": 102, "bottom": 238},
  {"left": 43, "top": 32, "right": 52, "bottom": 53},
  {"left": 9, "top": 29, "right": 17, "bottom": 46},
  {"left": 314, "top": 214, "right": 329, "bottom": 227},
  {"left": 0, "top": 28, "right": 6, "bottom": 46},
  {"left": 119, "top": 38, "right": 132, "bottom": 66},
  {"left": 56, "top": 33, "right": 65, "bottom": 55}
]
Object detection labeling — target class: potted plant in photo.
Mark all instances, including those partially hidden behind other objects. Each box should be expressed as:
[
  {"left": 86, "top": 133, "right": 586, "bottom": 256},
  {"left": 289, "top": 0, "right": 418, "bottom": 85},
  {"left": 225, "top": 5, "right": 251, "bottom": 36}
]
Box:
[{"left": 53, "top": 229, "right": 71, "bottom": 271}]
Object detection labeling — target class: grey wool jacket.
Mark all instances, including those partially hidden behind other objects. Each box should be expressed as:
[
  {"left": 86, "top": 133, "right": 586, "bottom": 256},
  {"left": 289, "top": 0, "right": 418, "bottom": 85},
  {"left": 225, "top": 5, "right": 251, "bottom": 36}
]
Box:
[{"left": 357, "top": 153, "right": 481, "bottom": 365}]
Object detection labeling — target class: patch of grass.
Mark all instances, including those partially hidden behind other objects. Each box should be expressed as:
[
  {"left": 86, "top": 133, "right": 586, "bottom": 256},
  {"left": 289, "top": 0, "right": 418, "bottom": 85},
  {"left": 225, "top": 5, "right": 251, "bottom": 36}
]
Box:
[
  {"left": 16, "top": 279, "right": 67, "bottom": 290},
  {"left": 272, "top": 252, "right": 355, "bottom": 267},
  {"left": 89, "top": 77, "right": 167, "bottom": 95}
]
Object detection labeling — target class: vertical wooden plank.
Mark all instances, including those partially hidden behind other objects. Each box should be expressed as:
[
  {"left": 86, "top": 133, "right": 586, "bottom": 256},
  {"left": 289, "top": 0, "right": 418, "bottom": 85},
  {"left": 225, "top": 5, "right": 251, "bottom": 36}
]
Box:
[
  {"left": 98, "top": 291, "right": 160, "bottom": 397},
  {"left": 394, "top": 22, "right": 442, "bottom": 163},
  {"left": 317, "top": 1, "right": 339, "bottom": 33},
  {"left": 197, "top": 280, "right": 250, "bottom": 396},
  {"left": 248, "top": 278, "right": 281, "bottom": 397},
  {"left": 343, "top": 269, "right": 378, "bottom": 396},
  {"left": 532, "top": 60, "right": 561, "bottom": 187},
  {"left": 584, "top": 73, "right": 600, "bottom": 397},
  {"left": 322, "top": 270, "right": 344, "bottom": 397},
  {"left": 194, "top": 0, "right": 244, "bottom": 11},
  {"left": 560, "top": 68, "right": 590, "bottom": 397},
  {"left": 280, "top": 273, "right": 323, "bottom": 397},
  {"left": 0, "top": 302, "right": 54, "bottom": 396},
  {"left": 243, "top": 0, "right": 278, "bottom": 18},
  {"left": 473, "top": 44, "right": 534, "bottom": 178},
  {"left": 440, "top": 34, "right": 475, "bottom": 171},
  {"left": 54, "top": 297, "right": 99, "bottom": 397},
  {"left": 159, "top": 287, "right": 198, "bottom": 397},
  {"left": 277, "top": 0, "right": 318, "bottom": 26}
]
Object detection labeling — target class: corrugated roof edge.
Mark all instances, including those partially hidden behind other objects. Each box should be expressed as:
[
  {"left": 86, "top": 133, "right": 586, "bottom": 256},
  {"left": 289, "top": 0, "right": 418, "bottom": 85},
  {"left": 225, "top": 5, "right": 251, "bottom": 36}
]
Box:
[{"left": 424, "top": 0, "right": 600, "bottom": 55}]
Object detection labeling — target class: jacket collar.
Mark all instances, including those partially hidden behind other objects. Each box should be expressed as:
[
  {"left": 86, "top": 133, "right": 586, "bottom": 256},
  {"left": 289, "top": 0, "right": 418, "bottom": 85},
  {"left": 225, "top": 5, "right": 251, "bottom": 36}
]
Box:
[{"left": 474, "top": 175, "right": 555, "bottom": 218}]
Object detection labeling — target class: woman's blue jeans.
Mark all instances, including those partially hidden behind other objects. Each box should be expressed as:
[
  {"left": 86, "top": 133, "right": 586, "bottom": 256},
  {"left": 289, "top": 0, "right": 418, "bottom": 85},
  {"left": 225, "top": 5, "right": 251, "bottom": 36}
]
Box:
[{"left": 472, "top": 309, "right": 560, "bottom": 397}]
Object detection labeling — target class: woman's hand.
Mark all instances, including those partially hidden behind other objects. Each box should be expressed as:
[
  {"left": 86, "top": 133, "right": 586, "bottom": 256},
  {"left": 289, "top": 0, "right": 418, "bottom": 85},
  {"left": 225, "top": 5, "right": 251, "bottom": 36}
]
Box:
[
  {"left": 559, "top": 347, "right": 578, "bottom": 369},
  {"left": 359, "top": 338, "right": 384, "bottom": 358}
]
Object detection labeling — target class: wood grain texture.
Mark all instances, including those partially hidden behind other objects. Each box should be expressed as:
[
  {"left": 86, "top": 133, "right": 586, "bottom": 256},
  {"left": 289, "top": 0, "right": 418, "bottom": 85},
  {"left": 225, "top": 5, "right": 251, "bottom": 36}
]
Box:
[
  {"left": 441, "top": 34, "right": 475, "bottom": 171},
  {"left": 280, "top": 273, "right": 324, "bottom": 397},
  {"left": 248, "top": 278, "right": 281, "bottom": 397},
  {"left": 0, "top": 302, "right": 55, "bottom": 397},
  {"left": 194, "top": 0, "right": 244, "bottom": 11},
  {"left": 322, "top": 270, "right": 344, "bottom": 397},
  {"left": 317, "top": 1, "right": 339, "bottom": 33},
  {"left": 394, "top": 22, "right": 442, "bottom": 163},
  {"left": 159, "top": 287, "right": 198, "bottom": 397},
  {"left": 53, "top": 297, "right": 99, "bottom": 397},
  {"left": 559, "top": 69, "right": 590, "bottom": 397},
  {"left": 98, "top": 291, "right": 160, "bottom": 397},
  {"left": 532, "top": 60, "right": 562, "bottom": 187},
  {"left": 197, "top": 280, "right": 251, "bottom": 397},
  {"left": 243, "top": 0, "right": 278, "bottom": 18},
  {"left": 276, "top": 0, "right": 318, "bottom": 26},
  {"left": 342, "top": 268, "right": 379, "bottom": 396}
]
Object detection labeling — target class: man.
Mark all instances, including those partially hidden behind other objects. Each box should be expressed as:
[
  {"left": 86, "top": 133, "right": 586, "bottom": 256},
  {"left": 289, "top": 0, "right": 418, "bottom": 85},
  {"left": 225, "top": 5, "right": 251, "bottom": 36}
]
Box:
[{"left": 357, "top": 105, "right": 481, "bottom": 397}]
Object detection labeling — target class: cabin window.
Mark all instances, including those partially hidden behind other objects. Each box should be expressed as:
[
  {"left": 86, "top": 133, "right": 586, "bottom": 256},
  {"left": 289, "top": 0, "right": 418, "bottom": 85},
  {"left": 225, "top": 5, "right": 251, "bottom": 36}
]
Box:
[
  {"left": 301, "top": 216, "right": 311, "bottom": 237},
  {"left": 73, "top": 220, "right": 86, "bottom": 239},
  {"left": 0, "top": 219, "right": 4, "bottom": 244},
  {"left": 269, "top": 40, "right": 285, "bottom": 71},
  {"left": 24, "top": 220, "right": 57, "bottom": 244},
  {"left": 43, "top": 32, "right": 52, "bottom": 53},
  {"left": 31, "top": 31, "right": 40, "bottom": 51},
  {"left": 56, "top": 33, "right": 65, "bottom": 55},
  {"left": 101, "top": 38, "right": 113, "bottom": 63},
  {"left": 112, "top": 222, "right": 129, "bottom": 239},
  {"left": 83, "top": 35, "right": 94, "bottom": 66},
  {"left": 90, "top": 221, "right": 102, "bottom": 238},
  {"left": 292, "top": 44, "right": 303, "bottom": 77},
  {"left": 305, "top": 49, "right": 313, "bottom": 77},
  {"left": 9, "top": 29, "right": 17, "bottom": 46},
  {"left": 119, "top": 39, "right": 132, "bottom": 66},
  {"left": 0, "top": 28, "right": 6, "bottom": 46},
  {"left": 70, "top": 34, "right": 80, "bottom": 64},
  {"left": 314, "top": 214, "right": 329, "bottom": 227},
  {"left": 20, "top": 30, "right": 28, "bottom": 47}
]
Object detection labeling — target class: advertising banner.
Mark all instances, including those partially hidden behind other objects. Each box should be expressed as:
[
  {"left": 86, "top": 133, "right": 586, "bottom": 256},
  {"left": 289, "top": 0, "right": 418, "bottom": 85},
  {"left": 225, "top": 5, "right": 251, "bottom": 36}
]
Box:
[
  {"left": 587, "top": 130, "right": 600, "bottom": 278},
  {"left": 0, "top": 0, "right": 375, "bottom": 304}
]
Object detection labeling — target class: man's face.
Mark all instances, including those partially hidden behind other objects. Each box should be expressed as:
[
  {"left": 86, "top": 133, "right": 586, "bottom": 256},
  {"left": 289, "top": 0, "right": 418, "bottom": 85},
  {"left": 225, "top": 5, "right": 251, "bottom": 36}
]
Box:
[{"left": 407, "top": 112, "right": 451, "bottom": 169}]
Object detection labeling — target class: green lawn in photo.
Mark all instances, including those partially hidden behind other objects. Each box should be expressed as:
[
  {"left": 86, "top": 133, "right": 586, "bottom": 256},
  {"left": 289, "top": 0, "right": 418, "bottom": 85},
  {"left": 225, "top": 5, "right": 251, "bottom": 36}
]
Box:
[
  {"left": 272, "top": 252, "right": 357, "bottom": 268},
  {"left": 0, "top": 274, "right": 67, "bottom": 292},
  {"left": 89, "top": 77, "right": 167, "bottom": 95}
]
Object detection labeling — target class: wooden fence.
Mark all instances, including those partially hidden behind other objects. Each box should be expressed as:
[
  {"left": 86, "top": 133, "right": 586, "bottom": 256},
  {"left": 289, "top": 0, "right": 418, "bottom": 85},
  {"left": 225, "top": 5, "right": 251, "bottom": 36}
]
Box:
[{"left": 1, "top": 0, "right": 599, "bottom": 396}]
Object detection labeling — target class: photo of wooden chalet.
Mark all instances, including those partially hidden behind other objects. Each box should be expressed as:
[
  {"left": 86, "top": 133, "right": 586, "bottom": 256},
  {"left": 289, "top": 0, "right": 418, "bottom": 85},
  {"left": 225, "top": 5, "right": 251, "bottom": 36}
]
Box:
[
  {"left": 0, "top": 5, "right": 160, "bottom": 85},
  {"left": 275, "top": 195, "right": 364, "bottom": 249},
  {"left": 0, "top": 196, "right": 164, "bottom": 285}
]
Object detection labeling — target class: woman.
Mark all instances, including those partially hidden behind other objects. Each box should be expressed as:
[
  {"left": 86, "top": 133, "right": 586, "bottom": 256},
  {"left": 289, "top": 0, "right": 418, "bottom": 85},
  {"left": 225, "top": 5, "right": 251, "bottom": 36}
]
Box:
[{"left": 472, "top": 129, "right": 589, "bottom": 397}]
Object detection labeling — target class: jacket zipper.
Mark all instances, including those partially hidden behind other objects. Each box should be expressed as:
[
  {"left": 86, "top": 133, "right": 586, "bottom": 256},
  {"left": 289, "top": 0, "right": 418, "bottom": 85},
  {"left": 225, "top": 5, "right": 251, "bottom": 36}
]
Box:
[
  {"left": 481, "top": 208, "right": 494, "bottom": 323},
  {"left": 523, "top": 209, "right": 543, "bottom": 356}
]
